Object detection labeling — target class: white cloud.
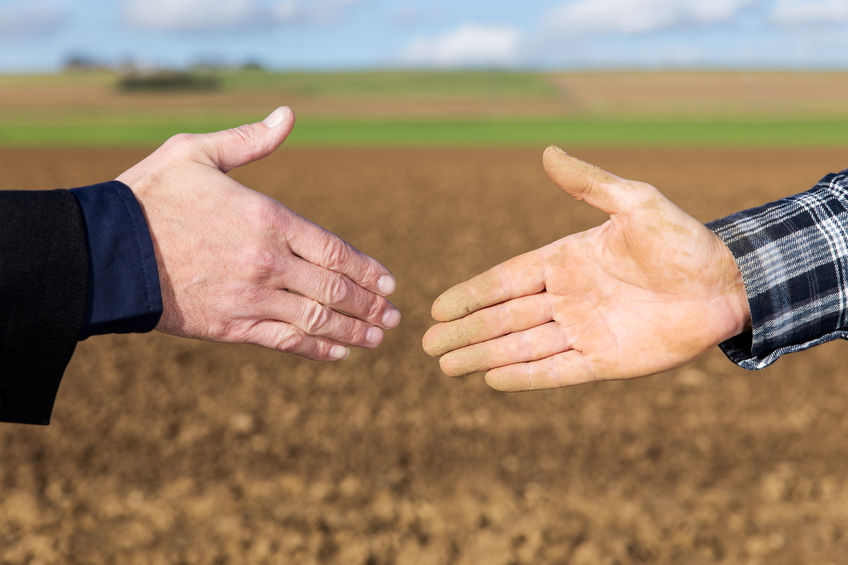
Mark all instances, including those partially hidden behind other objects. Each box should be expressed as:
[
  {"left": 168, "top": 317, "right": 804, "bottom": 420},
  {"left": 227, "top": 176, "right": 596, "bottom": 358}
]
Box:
[
  {"left": 389, "top": 5, "right": 443, "bottom": 26},
  {"left": 687, "top": 0, "right": 753, "bottom": 22},
  {"left": 0, "top": 1, "right": 65, "bottom": 38},
  {"left": 270, "top": 0, "right": 367, "bottom": 23},
  {"left": 547, "top": 0, "right": 753, "bottom": 34},
  {"left": 123, "top": 0, "right": 367, "bottom": 30},
  {"left": 772, "top": 0, "right": 848, "bottom": 25},
  {"left": 402, "top": 24, "right": 523, "bottom": 67},
  {"left": 272, "top": 1, "right": 299, "bottom": 21},
  {"left": 123, "top": 0, "right": 259, "bottom": 31}
]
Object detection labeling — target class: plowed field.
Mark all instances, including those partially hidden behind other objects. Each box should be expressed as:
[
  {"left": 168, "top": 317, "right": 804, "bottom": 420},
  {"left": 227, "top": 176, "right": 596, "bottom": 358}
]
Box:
[{"left": 2, "top": 146, "right": 848, "bottom": 564}]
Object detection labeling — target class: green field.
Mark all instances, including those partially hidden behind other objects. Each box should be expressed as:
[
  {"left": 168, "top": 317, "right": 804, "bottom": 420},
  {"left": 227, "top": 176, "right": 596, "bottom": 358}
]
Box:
[
  {"left": 2, "top": 70, "right": 848, "bottom": 146},
  {"left": 4, "top": 118, "right": 847, "bottom": 147}
]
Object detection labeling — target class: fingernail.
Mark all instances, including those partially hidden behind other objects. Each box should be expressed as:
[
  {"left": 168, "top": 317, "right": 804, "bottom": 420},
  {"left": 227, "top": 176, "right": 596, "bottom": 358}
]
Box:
[
  {"left": 377, "top": 275, "right": 396, "bottom": 295},
  {"left": 262, "top": 107, "right": 284, "bottom": 128},
  {"left": 330, "top": 345, "right": 349, "bottom": 360},
  {"left": 366, "top": 327, "right": 383, "bottom": 345},
  {"left": 382, "top": 308, "right": 401, "bottom": 329}
]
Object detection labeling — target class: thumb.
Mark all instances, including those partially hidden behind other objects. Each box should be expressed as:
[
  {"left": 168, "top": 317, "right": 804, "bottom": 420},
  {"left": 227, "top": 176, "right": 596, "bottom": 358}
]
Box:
[
  {"left": 199, "top": 106, "right": 295, "bottom": 172},
  {"left": 542, "top": 145, "right": 631, "bottom": 215}
]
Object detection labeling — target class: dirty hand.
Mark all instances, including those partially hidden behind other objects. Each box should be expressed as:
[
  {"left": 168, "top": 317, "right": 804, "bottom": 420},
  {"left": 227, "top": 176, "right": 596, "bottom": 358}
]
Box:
[
  {"left": 422, "top": 146, "right": 750, "bottom": 390},
  {"left": 117, "top": 107, "right": 400, "bottom": 361}
]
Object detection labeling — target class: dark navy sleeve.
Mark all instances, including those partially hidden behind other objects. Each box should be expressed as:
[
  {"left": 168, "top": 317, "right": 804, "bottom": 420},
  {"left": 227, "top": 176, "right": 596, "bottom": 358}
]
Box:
[{"left": 70, "top": 181, "right": 162, "bottom": 338}]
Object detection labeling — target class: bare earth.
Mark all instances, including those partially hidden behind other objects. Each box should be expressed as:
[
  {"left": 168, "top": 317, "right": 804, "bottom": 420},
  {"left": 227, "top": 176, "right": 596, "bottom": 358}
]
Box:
[
  {"left": 6, "top": 72, "right": 848, "bottom": 122},
  {"left": 2, "top": 146, "right": 848, "bottom": 564}
]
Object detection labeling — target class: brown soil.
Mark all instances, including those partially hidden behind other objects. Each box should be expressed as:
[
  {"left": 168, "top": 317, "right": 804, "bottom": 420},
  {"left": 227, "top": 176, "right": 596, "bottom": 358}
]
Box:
[
  {"left": 549, "top": 72, "right": 848, "bottom": 118},
  {"left": 8, "top": 72, "right": 848, "bottom": 121},
  {"left": 2, "top": 146, "right": 848, "bottom": 564}
]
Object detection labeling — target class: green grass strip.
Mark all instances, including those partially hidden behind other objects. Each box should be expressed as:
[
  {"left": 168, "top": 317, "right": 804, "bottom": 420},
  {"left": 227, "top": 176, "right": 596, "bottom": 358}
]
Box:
[
  {"left": 2, "top": 118, "right": 848, "bottom": 147},
  {"left": 290, "top": 119, "right": 848, "bottom": 147}
]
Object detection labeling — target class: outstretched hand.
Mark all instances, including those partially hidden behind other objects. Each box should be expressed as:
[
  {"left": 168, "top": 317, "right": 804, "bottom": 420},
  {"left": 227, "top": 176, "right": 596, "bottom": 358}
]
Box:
[
  {"left": 423, "top": 146, "right": 750, "bottom": 390},
  {"left": 118, "top": 107, "right": 400, "bottom": 361}
]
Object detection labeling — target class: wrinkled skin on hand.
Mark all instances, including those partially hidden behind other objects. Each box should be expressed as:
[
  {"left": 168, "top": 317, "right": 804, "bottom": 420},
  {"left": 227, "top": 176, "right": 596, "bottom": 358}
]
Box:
[
  {"left": 423, "top": 146, "right": 750, "bottom": 391},
  {"left": 118, "top": 107, "right": 400, "bottom": 361}
]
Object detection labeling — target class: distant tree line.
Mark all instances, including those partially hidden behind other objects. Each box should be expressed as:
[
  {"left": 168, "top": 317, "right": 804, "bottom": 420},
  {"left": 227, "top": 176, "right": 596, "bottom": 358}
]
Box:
[
  {"left": 117, "top": 70, "right": 221, "bottom": 92},
  {"left": 61, "top": 53, "right": 266, "bottom": 92}
]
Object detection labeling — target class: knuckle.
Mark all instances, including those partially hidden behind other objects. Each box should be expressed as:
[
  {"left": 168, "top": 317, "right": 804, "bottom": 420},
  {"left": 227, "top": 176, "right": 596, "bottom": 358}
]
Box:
[
  {"left": 256, "top": 199, "right": 287, "bottom": 231},
  {"left": 350, "top": 323, "right": 371, "bottom": 345},
  {"left": 219, "top": 319, "right": 250, "bottom": 343},
  {"left": 239, "top": 246, "right": 278, "bottom": 282},
  {"left": 304, "top": 302, "right": 332, "bottom": 335},
  {"left": 253, "top": 198, "right": 294, "bottom": 248},
  {"left": 228, "top": 125, "right": 260, "bottom": 160},
  {"left": 162, "top": 133, "right": 198, "bottom": 157},
  {"left": 576, "top": 164, "right": 600, "bottom": 202},
  {"left": 323, "top": 237, "right": 350, "bottom": 271},
  {"left": 366, "top": 294, "right": 384, "bottom": 322},
  {"left": 166, "top": 132, "right": 195, "bottom": 147},
  {"left": 326, "top": 275, "right": 349, "bottom": 305},
  {"left": 340, "top": 319, "right": 365, "bottom": 344},
  {"left": 275, "top": 328, "right": 304, "bottom": 352}
]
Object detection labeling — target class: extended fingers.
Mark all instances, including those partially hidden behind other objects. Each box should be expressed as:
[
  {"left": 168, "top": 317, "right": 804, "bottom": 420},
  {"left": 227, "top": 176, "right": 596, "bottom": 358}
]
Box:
[
  {"left": 423, "top": 293, "right": 552, "bottom": 357},
  {"left": 438, "top": 322, "right": 572, "bottom": 377},
  {"left": 431, "top": 250, "right": 546, "bottom": 322},
  {"left": 243, "top": 321, "right": 351, "bottom": 362},
  {"left": 283, "top": 257, "right": 401, "bottom": 330},
  {"left": 484, "top": 351, "right": 596, "bottom": 391},
  {"left": 263, "top": 291, "right": 385, "bottom": 349},
  {"left": 287, "top": 215, "right": 396, "bottom": 297}
]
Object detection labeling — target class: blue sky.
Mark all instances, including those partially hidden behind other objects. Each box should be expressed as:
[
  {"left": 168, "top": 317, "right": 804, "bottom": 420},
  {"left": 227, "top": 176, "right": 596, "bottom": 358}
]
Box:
[{"left": 2, "top": 0, "right": 848, "bottom": 71}]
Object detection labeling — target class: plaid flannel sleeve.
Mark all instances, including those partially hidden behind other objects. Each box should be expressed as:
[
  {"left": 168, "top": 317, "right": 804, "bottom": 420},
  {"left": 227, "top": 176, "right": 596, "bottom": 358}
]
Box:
[{"left": 706, "top": 168, "right": 848, "bottom": 370}]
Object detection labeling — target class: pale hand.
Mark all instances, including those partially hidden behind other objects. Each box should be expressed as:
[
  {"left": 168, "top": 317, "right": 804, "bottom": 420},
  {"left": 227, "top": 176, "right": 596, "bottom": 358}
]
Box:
[
  {"left": 422, "top": 146, "right": 750, "bottom": 390},
  {"left": 118, "top": 107, "right": 400, "bottom": 361}
]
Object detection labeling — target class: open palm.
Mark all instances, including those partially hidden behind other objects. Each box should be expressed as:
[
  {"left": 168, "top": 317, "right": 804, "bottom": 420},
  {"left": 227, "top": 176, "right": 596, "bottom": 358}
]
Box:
[{"left": 422, "top": 147, "right": 750, "bottom": 391}]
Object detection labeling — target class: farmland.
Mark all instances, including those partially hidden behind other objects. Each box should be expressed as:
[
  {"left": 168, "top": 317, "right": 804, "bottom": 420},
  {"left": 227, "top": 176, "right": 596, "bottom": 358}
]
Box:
[
  {"left": 2, "top": 72, "right": 848, "bottom": 563},
  {"left": 3, "top": 70, "right": 848, "bottom": 146}
]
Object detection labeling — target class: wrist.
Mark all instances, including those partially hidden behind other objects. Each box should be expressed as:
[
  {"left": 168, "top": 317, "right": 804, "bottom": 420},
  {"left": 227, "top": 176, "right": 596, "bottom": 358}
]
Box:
[
  {"left": 714, "top": 232, "right": 752, "bottom": 342},
  {"left": 729, "top": 257, "right": 752, "bottom": 335}
]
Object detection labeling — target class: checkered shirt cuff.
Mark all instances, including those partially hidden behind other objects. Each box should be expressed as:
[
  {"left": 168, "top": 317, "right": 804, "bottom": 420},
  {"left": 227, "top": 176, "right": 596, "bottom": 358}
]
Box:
[{"left": 707, "top": 169, "right": 848, "bottom": 369}]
